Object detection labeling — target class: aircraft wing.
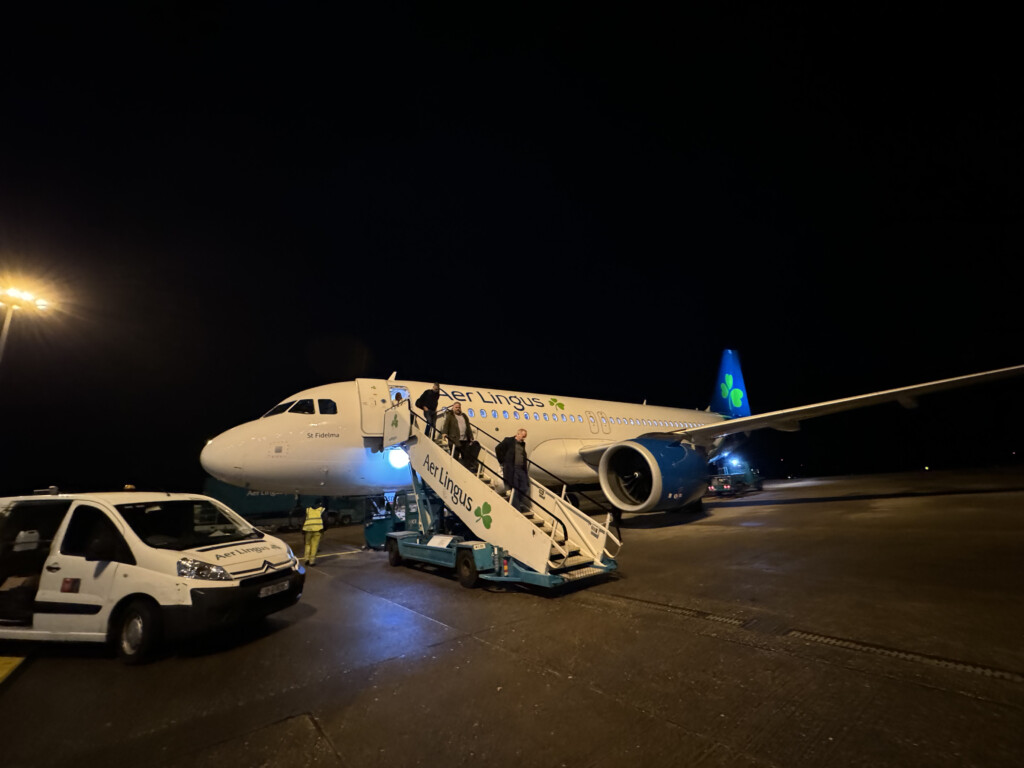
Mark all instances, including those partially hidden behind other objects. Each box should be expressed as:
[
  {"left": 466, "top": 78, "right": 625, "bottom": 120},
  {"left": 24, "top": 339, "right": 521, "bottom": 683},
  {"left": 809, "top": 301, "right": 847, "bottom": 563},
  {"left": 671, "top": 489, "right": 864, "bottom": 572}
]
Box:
[{"left": 680, "top": 363, "right": 1024, "bottom": 447}]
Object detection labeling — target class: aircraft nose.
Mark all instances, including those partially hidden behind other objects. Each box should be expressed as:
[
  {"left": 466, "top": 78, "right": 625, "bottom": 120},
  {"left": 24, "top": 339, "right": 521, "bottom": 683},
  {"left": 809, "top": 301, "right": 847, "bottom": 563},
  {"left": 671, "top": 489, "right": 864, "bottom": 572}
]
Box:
[{"left": 200, "top": 433, "right": 246, "bottom": 485}]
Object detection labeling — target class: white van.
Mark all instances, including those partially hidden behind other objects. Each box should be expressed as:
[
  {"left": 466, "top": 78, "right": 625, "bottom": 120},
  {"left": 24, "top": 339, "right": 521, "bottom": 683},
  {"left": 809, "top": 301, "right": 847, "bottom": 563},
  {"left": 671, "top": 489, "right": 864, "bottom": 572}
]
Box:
[{"left": 0, "top": 489, "right": 305, "bottom": 663}]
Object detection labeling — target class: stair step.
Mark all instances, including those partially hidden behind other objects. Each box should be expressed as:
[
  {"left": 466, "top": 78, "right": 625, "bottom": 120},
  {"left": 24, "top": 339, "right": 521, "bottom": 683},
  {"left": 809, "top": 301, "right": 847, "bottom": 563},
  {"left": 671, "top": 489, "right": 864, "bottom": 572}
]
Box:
[
  {"left": 556, "top": 565, "right": 609, "bottom": 582},
  {"left": 549, "top": 553, "right": 590, "bottom": 570},
  {"left": 549, "top": 547, "right": 578, "bottom": 559}
]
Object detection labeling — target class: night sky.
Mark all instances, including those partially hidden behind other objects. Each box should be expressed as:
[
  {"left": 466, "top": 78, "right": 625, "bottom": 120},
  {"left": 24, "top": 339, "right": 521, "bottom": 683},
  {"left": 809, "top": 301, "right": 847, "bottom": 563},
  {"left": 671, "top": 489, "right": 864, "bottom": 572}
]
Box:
[{"left": 1, "top": 5, "right": 1021, "bottom": 497}]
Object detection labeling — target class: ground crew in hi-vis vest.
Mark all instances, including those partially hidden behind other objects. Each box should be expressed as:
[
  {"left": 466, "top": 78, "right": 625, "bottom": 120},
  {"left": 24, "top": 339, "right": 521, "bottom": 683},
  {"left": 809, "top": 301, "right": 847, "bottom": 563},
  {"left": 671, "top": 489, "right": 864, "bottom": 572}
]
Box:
[{"left": 303, "top": 501, "right": 325, "bottom": 566}]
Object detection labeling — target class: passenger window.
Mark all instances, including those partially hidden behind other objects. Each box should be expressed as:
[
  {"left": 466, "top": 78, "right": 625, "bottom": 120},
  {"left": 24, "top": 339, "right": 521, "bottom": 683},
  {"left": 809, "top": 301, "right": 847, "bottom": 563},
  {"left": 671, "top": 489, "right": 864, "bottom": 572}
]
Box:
[
  {"left": 569, "top": 415, "right": 575, "bottom": 423},
  {"left": 513, "top": 412, "right": 519, "bottom": 420},
  {"left": 491, "top": 410, "right": 498, "bottom": 418},
  {"left": 503, "top": 410, "right": 509, "bottom": 419},
  {"left": 61, "top": 505, "right": 135, "bottom": 564},
  {"left": 480, "top": 409, "right": 487, "bottom": 418},
  {"left": 318, "top": 399, "right": 338, "bottom": 415},
  {"left": 289, "top": 399, "right": 315, "bottom": 414},
  {"left": 262, "top": 401, "right": 295, "bottom": 418},
  {"left": 468, "top": 408, "right": 475, "bottom": 417}
]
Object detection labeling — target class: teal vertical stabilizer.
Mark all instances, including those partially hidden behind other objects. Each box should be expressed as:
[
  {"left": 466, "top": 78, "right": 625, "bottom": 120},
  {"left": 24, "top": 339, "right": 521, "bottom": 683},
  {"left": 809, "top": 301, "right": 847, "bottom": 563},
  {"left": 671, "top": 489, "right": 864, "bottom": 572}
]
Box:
[{"left": 710, "top": 349, "right": 751, "bottom": 419}]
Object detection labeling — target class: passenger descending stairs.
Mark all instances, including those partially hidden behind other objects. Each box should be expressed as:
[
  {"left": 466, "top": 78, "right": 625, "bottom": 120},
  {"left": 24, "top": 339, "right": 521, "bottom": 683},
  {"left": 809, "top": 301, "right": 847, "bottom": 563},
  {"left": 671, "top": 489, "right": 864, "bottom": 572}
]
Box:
[{"left": 383, "top": 404, "right": 620, "bottom": 583}]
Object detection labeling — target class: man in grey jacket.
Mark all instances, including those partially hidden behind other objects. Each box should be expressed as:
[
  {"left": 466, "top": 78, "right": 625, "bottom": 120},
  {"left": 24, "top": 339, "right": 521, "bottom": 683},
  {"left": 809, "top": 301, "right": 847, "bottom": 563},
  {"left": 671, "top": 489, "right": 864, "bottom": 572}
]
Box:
[{"left": 442, "top": 402, "right": 478, "bottom": 471}]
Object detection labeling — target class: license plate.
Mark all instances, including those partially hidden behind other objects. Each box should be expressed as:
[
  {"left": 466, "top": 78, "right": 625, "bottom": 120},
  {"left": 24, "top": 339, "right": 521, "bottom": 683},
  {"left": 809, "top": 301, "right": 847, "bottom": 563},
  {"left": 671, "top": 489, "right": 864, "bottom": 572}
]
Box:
[{"left": 258, "top": 581, "right": 289, "bottom": 598}]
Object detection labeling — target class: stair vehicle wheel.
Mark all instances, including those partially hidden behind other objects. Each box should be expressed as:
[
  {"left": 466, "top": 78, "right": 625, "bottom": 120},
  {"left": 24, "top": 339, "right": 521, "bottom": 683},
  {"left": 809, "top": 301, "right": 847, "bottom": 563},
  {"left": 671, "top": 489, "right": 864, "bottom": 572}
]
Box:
[
  {"left": 456, "top": 550, "right": 479, "bottom": 589},
  {"left": 386, "top": 537, "right": 403, "bottom": 567},
  {"left": 113, "top": 598, "right": 162, "bottom": 665}
]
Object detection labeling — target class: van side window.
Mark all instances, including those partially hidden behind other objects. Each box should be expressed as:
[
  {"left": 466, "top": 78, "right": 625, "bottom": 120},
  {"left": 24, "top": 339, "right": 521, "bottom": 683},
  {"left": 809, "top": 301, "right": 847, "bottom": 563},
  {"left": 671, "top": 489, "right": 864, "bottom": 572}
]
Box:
[
  {"left": 0, "top": 500, "right": 72, "bottom": 553},
  {"left": 61, "top": 505, "right": 135, "bottom": 564},
  {"left": 0, "top": 500, "right": 73, "bottom": 577}
]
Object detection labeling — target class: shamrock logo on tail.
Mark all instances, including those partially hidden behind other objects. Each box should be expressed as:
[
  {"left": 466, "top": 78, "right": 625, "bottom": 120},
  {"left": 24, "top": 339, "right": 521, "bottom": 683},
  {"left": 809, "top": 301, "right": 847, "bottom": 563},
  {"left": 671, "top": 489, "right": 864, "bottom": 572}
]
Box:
[
  {"left": 720, "top": 374, "right": 745, "bottom": 410},
  {"left": 474, "top": 502, "right": 492, "bottom": 529}
]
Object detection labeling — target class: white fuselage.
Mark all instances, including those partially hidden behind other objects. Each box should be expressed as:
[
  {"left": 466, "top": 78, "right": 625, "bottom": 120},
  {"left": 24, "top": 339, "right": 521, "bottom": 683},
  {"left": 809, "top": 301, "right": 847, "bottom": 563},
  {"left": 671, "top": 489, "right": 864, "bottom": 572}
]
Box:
[{"left": 200, "top": 379, "right": 724, "bottom": 497}]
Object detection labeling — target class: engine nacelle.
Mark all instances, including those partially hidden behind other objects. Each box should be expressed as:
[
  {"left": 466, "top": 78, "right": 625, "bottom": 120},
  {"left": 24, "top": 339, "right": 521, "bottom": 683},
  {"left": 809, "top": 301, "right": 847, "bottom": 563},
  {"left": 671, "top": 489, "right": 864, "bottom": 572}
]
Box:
[{"left": 598, "top": 435, "right": 708, "bottom": 513}]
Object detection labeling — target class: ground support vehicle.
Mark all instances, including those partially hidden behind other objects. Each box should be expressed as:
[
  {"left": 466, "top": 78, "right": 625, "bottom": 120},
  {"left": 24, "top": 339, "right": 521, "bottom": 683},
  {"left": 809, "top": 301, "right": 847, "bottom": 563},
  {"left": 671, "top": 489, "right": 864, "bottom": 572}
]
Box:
[
  {"left": 0, "top": 489, "right": 304, "bottom": 663},
  {"left": 382, "top": 403, "right": 621, "bottom": 589},
  {"left": 706, "top": 467, "right": 764, "bottom": 497}
]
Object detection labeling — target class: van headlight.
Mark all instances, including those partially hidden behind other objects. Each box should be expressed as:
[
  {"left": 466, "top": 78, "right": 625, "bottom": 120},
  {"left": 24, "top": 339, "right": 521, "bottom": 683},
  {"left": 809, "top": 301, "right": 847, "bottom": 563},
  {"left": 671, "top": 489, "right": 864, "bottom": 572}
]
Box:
[{"left": 177, "top": 558, "right": 232, "bottom": 581}]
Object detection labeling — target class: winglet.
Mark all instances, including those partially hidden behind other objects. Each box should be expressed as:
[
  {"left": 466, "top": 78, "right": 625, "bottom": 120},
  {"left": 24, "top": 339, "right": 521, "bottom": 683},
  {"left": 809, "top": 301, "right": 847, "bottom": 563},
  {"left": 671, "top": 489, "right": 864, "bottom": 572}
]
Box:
[{"left": 710, "top": 349, "right": 751, "bottom": 419}]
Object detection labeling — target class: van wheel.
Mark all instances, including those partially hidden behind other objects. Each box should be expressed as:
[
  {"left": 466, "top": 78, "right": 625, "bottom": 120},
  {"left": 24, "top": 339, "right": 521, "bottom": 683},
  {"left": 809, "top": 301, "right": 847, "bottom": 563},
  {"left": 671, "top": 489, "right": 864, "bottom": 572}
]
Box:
[
  {"left": 386, "top": 538, "right": 402, "bottom": 567},
  {"left": 113, "top": 599, "right": 162, "bottom": 665},
  {"left": 456, "top": 550, "right": 479, "bottom": 589}
]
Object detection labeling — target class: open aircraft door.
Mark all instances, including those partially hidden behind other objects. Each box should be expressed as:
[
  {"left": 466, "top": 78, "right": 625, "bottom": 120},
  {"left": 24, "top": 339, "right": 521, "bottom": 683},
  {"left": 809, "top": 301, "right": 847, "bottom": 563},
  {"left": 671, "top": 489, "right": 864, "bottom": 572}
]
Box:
[{"left": 356, "top": 379, "right": 391, "bottom": 435}]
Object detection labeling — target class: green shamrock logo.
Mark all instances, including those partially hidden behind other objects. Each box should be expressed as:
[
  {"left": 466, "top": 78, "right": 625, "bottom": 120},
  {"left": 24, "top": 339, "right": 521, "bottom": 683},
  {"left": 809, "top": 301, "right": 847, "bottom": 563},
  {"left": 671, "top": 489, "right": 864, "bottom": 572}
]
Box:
[
  {"left": 549, "top": 398, "right": 565, "bottom": 410},
  {"left": 474, "top": 502, "right": 492, "bottom": 529},
  {"left": 391, "top": 414, "right": 399, "bottom": 428},
  {"left": 720, "top": 374, "right": 745, "bottom": 410}
]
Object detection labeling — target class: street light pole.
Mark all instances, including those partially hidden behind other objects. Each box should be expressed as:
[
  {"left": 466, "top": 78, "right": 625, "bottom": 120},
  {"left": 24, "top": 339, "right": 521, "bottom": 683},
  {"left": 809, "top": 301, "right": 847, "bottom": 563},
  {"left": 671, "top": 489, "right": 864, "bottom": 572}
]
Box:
[
  {"left": 0, "top": 287, "right": 51, "bottom": 369},
  {"left": 0, "top": 303, "right": 15, "bottom": 368}
]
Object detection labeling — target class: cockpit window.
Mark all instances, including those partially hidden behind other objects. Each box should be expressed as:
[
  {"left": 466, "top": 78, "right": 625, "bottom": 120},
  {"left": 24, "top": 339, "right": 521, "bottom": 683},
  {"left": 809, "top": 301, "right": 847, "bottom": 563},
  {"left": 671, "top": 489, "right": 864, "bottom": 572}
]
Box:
[
  {"left": 318, "top": 399, "right": 338, "bottom": 414},
  {"left": 262, "top": 401, "right": 295, "bottom": 418},
  {"left": 289, "top": 399, "right": 316, "bottom": 414}
]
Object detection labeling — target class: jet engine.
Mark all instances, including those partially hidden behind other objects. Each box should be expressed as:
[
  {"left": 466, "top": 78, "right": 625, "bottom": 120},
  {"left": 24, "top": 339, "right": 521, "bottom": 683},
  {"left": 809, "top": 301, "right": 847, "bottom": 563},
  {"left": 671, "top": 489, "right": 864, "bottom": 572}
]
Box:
[{"left": 597, "top": 434, "right": 709, "bottom": 513}]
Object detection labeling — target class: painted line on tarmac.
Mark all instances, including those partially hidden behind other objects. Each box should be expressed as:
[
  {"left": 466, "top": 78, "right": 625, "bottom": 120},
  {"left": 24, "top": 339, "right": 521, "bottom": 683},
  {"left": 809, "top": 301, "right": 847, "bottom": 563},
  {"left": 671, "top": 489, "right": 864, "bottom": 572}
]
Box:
[
  {"left": 303, "top": 548, "right": 365, "bottom": 570},
  {"left": 0, "top": 656, "right": 25, "bottom": 685}
]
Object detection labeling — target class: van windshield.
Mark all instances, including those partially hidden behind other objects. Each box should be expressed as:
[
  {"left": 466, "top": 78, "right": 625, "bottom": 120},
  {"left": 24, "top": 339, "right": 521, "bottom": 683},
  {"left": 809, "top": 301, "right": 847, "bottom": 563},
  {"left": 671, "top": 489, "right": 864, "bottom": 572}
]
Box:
[{"left": 115, "top": 500, "right": 262, "bottom": 550}]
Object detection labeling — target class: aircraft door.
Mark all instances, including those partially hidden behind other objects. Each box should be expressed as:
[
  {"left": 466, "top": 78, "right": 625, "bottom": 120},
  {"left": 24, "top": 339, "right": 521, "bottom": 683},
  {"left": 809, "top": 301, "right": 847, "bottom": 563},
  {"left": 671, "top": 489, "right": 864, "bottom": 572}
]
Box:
[
  {"left": 597, "top": 411, "right": 612, "bottom": 435},
  {"left": 585, "top": 410, "right": 600, "bottom": 435},
  {"left": 355, "top": 379, "right": 391, "bottom": 435}
]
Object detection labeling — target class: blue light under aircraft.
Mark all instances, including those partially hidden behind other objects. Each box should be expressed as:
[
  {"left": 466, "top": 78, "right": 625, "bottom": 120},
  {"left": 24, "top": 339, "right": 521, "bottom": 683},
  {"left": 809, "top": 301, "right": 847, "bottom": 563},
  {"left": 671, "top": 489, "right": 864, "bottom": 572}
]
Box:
[{"left": 387, "top": 447, "right": 410, "bottom": 469}]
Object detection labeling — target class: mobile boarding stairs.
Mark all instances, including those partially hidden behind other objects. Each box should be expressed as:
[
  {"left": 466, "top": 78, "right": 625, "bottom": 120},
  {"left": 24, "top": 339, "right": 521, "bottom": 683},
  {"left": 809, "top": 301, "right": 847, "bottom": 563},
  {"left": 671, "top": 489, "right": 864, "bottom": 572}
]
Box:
[{"left": 382, "top": 403, "right": 621, "bottom": 589}]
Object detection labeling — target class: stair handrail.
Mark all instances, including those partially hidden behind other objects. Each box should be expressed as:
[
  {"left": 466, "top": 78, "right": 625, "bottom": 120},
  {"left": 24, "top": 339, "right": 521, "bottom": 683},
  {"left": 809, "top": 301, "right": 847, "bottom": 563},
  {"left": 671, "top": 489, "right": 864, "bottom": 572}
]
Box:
[
  {"left": 424, "top": 407, "right": 620, "bottom": 560},
  {"left": 407, "top": 410, "right": 573, "bottom": 562}
]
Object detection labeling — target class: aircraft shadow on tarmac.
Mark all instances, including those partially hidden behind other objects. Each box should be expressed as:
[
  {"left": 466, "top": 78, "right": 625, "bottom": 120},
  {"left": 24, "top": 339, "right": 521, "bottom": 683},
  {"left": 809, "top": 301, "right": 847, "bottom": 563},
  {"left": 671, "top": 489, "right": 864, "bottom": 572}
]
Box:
[{"left": 614, "top": 507, "right": 711, "bottom": 530}]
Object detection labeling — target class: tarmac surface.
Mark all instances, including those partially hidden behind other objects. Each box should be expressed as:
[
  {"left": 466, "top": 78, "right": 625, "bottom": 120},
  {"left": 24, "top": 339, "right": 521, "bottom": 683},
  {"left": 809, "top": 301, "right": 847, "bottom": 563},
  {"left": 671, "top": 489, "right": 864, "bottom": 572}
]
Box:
[{"left": 1, "top": 467, "right": 1023, "bottom": 767}]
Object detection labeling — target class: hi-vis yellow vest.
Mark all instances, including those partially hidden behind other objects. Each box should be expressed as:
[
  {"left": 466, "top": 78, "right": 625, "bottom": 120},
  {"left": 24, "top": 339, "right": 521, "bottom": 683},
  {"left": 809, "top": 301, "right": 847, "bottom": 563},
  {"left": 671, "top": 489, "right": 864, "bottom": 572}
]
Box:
[{"left": 303, "top": 506, "right": 325, "bottom": 532}]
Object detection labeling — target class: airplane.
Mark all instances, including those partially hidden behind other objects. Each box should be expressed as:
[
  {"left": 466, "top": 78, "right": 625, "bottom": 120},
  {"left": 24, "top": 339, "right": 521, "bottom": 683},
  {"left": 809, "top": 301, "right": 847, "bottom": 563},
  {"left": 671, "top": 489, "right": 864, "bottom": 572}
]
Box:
[{"left": 199, "top": 351, "right": 1024, "bottom": 516}]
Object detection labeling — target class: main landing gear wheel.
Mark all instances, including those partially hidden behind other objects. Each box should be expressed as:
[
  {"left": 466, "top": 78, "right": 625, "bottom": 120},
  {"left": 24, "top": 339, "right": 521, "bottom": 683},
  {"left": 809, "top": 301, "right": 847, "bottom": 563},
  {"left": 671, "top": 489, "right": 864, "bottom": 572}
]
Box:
[
  {"left": 113, "top": 598, "right": 161, "bottom": 665},
  {"left": 386, "top": 537, "right": 403, "bottom": 567},
  {"left": 456, "top": 550, "right": 479, "bottom": 589}
]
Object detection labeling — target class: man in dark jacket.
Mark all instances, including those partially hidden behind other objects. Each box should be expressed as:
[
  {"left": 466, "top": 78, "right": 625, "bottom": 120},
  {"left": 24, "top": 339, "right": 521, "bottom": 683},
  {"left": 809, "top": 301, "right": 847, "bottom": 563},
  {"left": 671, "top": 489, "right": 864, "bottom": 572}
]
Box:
[
  {"left": 496, "top": 428, "right": 530, "bottom": 511},
  {"left": 415, "top": 382, "right": 440, "bottom": 438}
]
